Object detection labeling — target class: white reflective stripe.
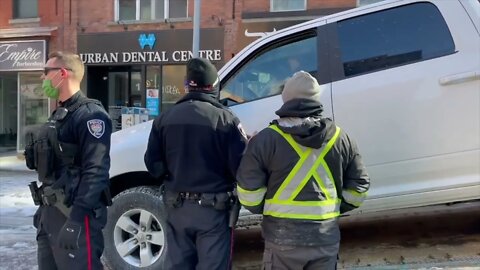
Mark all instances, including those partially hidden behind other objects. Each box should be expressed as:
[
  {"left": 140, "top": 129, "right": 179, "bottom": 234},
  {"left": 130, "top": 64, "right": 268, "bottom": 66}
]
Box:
[
  {"left": 342, "top": 189, "right": 367, "bottom": 207},
  {"left": 237, "top": 185, "right": 267, "bottom": 206},
  {"left": 264, "top": 199, "right": 341, "bottom": 220}
]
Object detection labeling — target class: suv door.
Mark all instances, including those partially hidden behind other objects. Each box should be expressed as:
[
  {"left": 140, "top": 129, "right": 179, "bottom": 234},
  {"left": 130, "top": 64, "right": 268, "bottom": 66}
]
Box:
[{"left": 328, "top": 1, "right": 480, "bottom": 211}]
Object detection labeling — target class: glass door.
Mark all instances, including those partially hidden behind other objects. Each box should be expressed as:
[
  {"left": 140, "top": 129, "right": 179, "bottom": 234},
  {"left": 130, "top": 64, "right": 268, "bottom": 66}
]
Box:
[{"left": 18, "top": 72, "right": 49, "bottom": 151}]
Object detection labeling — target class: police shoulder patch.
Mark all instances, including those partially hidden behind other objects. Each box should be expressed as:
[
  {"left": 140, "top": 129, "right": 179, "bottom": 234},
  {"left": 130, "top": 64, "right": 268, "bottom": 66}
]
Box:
[{"left": 87, "top": 119, "right": 105, "bottom": 138}]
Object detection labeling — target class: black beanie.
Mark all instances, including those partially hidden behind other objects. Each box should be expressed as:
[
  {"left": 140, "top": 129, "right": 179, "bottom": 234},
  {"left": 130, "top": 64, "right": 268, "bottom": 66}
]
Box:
[{"left": 186, "top": 58, "right": 219, "bottom": 91}]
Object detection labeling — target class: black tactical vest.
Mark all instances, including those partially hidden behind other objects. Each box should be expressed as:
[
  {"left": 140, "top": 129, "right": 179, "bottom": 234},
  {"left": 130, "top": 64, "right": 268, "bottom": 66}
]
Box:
[{"left": 24, "top": 97, "right": 102, "bottom": 185}]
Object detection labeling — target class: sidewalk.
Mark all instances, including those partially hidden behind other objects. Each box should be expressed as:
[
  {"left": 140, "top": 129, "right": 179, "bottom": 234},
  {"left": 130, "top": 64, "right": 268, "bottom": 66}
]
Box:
[{"left": 0, "top": 153, "right": 29, "bottom": 172}]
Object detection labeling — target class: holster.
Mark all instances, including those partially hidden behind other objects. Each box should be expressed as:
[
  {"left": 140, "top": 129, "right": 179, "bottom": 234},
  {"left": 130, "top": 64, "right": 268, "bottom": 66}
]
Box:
[
  {"left": 228, "top": 191, "right": 241, "bottom": 228},
  {"left": 163, "top": 190, "right": 183, "bottom": 208},
  {"left": 28, "top": 181, "right": 42, "bottom": 206}
]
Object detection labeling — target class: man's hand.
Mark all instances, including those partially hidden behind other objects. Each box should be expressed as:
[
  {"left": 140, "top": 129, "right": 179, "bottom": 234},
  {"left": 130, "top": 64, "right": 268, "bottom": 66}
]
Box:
[{"left": 57, "top": 219, "right": 82, "bottom": 250}]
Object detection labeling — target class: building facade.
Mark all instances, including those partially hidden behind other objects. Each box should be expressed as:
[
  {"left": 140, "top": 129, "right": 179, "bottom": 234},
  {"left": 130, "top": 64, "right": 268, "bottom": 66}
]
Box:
[{"left": 1, "top": 0, "right": 371, "bottom": 152}]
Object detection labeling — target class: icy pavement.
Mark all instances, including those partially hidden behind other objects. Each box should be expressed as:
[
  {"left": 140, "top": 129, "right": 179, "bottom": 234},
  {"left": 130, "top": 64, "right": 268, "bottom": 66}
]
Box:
[{"left": 0, "top": 170, "right": 38, "bottom": 270}]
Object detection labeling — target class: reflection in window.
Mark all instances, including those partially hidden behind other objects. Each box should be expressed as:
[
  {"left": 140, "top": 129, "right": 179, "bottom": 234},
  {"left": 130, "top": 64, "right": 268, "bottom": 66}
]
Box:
[
  {"left": 116, "top": 0, "right": 187, "bottom": 21},
  {"left": 13, "top": 0, "right": 38, "bottom": 19},
  {"left": 221, "top": 35, "right": 317, "bottom": 104},
  {"left": 337, "top": 2, "right": 455, "bottom": 77},
  {"left": 161, "top": 65, "right": 187, "bottom": 112}
]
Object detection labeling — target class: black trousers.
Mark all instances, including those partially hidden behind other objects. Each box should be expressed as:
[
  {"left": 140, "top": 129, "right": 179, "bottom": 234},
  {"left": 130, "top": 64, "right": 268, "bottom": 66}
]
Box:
[
  {"left": 34, "top": 205, "right": 107, "bottom": 270},
  {"left": 164, "top": 200, "right": 233, "bottom": 270}
]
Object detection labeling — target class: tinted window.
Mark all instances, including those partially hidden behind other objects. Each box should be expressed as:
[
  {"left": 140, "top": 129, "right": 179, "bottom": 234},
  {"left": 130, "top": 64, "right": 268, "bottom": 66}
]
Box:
[
  {"left": 221, "top": 35, "right": 317, "bottom": 104},
  {"left": 337, "top": 3, "right": 455, "bottom": 77}
]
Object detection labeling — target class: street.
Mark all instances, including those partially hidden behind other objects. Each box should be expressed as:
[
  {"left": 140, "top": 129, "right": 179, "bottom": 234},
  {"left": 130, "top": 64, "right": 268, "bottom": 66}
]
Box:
[{"left": 1, "top": 170, "right": 479, "bottom": 270}]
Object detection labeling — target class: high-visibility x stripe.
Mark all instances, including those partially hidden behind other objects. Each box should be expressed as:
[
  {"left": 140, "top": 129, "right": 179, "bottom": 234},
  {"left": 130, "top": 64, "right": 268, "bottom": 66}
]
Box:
[{"left": 265, "top": 125, "right": 341, "bottom": 220}]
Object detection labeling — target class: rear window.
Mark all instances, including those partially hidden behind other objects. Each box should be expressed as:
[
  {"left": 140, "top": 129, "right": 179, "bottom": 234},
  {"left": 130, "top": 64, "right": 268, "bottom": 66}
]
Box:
[{"left": 337, "top": 2, "right": 455, "bottom": 77}]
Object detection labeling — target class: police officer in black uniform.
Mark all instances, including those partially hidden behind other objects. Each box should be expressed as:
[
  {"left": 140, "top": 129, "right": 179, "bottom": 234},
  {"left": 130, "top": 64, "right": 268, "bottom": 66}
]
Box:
[
  {"left": 144, "top": 58, "right": 247, "bottom": 270},
  {"left": 25, "top": 51, "right": 112, "bottom": 270}
]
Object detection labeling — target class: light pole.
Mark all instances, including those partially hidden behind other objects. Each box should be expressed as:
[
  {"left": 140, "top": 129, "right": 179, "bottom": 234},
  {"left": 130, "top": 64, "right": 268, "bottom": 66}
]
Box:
[{"left": 192, "top": 0, "right": 201, "bottom": 58}]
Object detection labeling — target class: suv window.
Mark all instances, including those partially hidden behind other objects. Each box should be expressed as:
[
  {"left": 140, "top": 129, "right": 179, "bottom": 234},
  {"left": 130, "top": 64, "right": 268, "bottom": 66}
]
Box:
[
  {"left": 221, "top": 34, "right": 317, "bottom": 104},
  {"left": 337, "top": 2, "right": 455, "bottom": 77}
]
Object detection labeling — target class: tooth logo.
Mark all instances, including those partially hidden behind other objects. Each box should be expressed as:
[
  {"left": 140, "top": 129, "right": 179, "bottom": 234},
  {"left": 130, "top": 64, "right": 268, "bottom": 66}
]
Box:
[{"left": 138, "top": 33, "right": 156, "bottom": 49}]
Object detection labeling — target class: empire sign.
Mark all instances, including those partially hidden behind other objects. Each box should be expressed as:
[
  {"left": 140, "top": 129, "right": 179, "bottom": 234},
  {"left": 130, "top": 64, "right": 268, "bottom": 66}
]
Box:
[{"left": 0, "top": 40, "right": 46, "bottom": 71}]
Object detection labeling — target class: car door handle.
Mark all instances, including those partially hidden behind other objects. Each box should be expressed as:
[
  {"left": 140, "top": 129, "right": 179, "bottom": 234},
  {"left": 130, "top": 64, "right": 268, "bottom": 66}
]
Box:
[{"left": 439, "top": 70, "right": 480, "bottom": 86}]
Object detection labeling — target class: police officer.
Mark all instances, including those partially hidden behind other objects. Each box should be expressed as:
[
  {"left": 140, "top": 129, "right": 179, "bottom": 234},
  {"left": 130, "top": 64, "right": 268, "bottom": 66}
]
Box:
[
  {"left": 236, "top": 71, "right": 370, "bottom": 270},
  {"left": 25, "top": 51, "right": 112, "bottom": 270},
  {"left": 144, "top": 58, "right": 247, "bottom": 270}
]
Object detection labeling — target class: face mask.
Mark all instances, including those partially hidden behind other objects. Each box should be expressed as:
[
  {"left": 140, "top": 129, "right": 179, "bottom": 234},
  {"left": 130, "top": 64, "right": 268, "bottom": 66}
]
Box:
[{"left": 42, "top": 79, "right": 60, "bottom": 99}]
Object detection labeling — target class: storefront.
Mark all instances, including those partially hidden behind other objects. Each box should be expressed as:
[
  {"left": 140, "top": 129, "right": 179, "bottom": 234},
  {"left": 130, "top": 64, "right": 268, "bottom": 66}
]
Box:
[
  {"left": 0, "top": 40, "right": 48, "bottom": 153},
  {"left": 77, "top": 28, "right": 224, "bottom": 132}
]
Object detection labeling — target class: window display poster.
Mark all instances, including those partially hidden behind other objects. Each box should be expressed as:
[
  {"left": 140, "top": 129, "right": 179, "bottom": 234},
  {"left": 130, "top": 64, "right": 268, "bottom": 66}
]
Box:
[{"left": 146, "top": 89, "right": 159, "bottom": 116}]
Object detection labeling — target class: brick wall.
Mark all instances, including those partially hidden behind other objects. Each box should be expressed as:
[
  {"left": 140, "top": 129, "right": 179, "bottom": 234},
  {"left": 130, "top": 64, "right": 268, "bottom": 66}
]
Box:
[{"left": 1, "top": 0, "right": 357, "bottom": 63}]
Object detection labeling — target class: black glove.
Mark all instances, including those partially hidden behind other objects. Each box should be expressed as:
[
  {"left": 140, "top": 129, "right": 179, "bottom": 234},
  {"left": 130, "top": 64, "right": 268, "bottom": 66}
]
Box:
[{"left": 57, "top": 219, "right": 82, "bottom": 250}]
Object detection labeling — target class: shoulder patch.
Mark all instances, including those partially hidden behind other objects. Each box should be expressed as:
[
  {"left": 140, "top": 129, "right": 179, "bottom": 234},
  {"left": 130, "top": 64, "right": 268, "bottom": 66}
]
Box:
[{"left": 87, "top": 119, "right": 105, "bottom": 138}]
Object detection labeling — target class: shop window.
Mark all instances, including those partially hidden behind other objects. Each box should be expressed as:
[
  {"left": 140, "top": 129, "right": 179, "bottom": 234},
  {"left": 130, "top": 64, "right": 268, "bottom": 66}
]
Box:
[
  {"left": 221, "top": 34, "right": 317, "bottom": 104},
  {"left": 161, "top": 65, "right": 187, "bottom": 112},
  {"left": 270, "top": 0, "right": 306, "bottom": 12},
  {"left": 13, "top": 0, "right": 38, "bottom": 19},
  {"left": 116, "top": 0, "right": 188, "bottom": 21},
  {"left": 0, "top": 73, "right": 18, "bottom": 152}
]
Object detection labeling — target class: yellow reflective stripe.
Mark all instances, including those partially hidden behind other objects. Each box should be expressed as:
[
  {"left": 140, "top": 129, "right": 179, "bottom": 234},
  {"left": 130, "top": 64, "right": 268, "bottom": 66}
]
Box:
[
  {"left": 265, "top": 198, "right": 341, "bottom": 206},
  {"left": 263, "top": 211, "right": 340, "bottom": 220},
  {"left": 342, "top": 189, "right": 367, "bottom": 207},
  {"left": 269, "top": 125, "right": 304, "bottom": 156},
  {"left": 237, "top": 185, "right": 267, "bottom": 206}
]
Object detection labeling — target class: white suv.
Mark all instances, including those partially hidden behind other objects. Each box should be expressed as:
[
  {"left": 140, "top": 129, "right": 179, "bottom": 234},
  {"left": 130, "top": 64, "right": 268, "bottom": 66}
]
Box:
[{"left": 103, "top": 0, "right": 480, "bottom": 269}]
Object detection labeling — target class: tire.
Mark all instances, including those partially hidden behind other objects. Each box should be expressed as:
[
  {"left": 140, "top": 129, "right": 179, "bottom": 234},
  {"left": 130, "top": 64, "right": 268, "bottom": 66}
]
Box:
[{"left": 103, "top": 186, "right": 167, "bottom": 270}]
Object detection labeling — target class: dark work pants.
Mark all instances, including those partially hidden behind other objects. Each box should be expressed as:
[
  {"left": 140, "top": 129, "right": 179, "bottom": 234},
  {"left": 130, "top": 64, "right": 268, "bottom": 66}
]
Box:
[
  {"left": 263, "top": 240, "right": 339, "bottom": 270},
  {"left": 34, "top": 205, "right": 106, "bottom": 270},
  {"left": 164, "top": 200, "right": 232, "bottom": 270}
]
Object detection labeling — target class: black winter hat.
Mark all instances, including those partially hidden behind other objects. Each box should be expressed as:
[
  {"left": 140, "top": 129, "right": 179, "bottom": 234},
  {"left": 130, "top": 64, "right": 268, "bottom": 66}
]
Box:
[{"left": 186, "top": 58, "right": 219, "bottom": 91}]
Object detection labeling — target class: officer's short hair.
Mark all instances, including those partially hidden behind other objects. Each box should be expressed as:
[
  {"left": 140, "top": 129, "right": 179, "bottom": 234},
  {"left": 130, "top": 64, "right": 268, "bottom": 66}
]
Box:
[{"left": 48, "top": 51, "right": 85, "bottom": 82}]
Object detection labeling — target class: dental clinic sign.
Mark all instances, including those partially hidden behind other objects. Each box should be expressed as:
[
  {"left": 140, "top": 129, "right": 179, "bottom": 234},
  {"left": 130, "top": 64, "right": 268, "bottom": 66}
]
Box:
[
  {"left": 78, "top": 28, "right": 224, "bottom": 65},
  {"left": 0, "top": 40, "right": 46, "bottom": 71}
]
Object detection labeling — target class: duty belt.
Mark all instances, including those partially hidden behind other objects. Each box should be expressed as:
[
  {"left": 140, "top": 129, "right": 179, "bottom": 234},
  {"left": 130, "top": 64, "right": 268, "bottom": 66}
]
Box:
[{"left": 179, "top": 192, "right": 202, "bottom": 200}]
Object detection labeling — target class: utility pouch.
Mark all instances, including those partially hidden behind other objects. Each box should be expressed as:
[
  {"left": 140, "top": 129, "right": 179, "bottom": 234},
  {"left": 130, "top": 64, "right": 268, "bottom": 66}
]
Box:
[
  {"left": 163, "top": 190, "right": 183, "bottom": 208},
  {"left": 199, "top": 193, "right": 216, "bottom": 208},
  {"left": 24, "top": 144, "right": 36, "bottom": 170},
  {"left": 35, "top": 139, "right": 54, "bottom": 182},
  {"left": 24, "top": 132, "right": 36, "bottom": 170},
  {"left": 213, "top": 193, "right": 230, "bottom": 210}
]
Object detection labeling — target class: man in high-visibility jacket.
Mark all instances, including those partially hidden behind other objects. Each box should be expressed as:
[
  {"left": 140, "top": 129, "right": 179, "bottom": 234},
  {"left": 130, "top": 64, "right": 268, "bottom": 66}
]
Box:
[{"left": 236, "top": 71, "right": 370, "bottom": 270}]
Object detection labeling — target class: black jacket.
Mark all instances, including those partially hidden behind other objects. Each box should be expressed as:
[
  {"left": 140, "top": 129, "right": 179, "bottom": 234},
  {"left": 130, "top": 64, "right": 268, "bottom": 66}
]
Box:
[
  {"left": 55, "top": 91, "right": 112, "bottom": 223},
  {"left": 145, "top": 92, "right": 247, "bottom": 193},
  {"left": 236, "top": 98, "right": 370, "bottom": 246}
]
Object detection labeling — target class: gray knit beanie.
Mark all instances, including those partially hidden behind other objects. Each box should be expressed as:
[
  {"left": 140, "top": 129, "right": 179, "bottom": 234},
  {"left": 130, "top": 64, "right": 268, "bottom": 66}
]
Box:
[{"left": 281, "top": 71, "right": 324, "bottom": 103}]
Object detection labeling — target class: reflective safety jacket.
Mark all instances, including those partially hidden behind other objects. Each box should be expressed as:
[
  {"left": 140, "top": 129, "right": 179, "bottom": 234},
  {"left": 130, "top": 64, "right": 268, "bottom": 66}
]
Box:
[{"left": 236, "top": 101, "right": 369, "bottom": 246}]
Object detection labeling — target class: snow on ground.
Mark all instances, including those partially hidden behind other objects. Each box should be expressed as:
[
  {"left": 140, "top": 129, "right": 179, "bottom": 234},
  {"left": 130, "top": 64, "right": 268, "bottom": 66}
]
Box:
[{"left": 0, "top": 170, "right": 38, "bottom": 270}]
